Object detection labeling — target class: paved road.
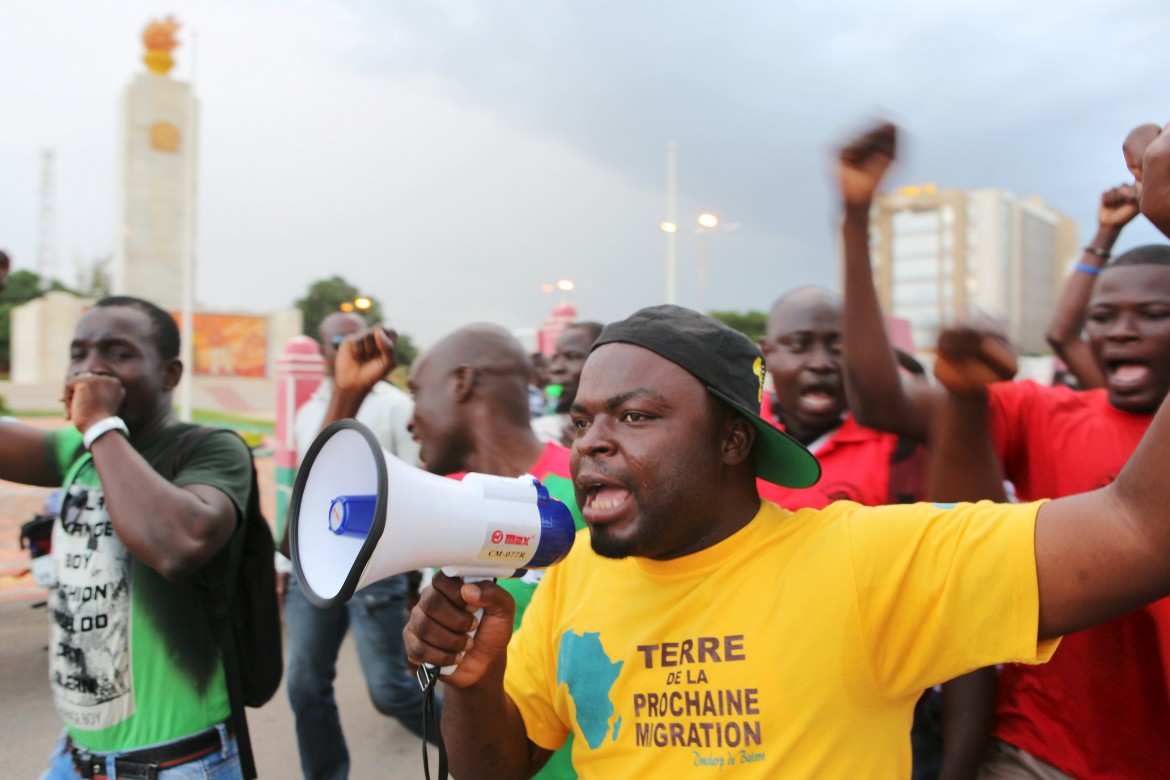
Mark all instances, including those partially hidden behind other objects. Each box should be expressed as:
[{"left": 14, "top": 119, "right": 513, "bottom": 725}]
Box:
[{"left": 0, "top": 596, "right": 439, "bottom": 779}]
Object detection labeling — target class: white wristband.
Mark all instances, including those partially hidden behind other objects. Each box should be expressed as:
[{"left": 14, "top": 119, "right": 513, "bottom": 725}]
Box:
[
  {"left": 275, "top": 552, "right": 293, "bottom": 575},
  {"left": 83, "top": 416, "right": 129, "bottom": 450}
]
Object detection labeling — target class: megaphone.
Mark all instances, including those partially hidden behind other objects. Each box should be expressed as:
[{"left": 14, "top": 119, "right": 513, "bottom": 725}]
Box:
[{"left": 289, "top": 419, "right": 578, "bottom": 609}]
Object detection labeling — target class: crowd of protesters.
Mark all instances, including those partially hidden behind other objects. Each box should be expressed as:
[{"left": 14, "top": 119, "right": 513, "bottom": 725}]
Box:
[{"left": 3, "top": 119, "right": 1170, "bottom": 779}]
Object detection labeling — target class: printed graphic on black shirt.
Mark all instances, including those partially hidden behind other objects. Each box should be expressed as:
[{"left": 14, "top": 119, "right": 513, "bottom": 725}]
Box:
[{"left": 49, "top": 483, "right": 135, "bottom": 730}]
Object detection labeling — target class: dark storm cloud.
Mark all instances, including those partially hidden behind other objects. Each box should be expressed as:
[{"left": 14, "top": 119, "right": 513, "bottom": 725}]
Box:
[{"left": 340, "top": 0, "right": 1169, "bottom": 312}]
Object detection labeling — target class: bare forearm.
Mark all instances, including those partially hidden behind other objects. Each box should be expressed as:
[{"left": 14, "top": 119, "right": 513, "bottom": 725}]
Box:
[
  {"left": 320, "top": 388, "right": 367, "bottom": 433},
  {"left": 1049, "top": 227, "right": 1120, "bottom": 337},
  {"left": 841, "top": 206, "right": 929, "bottom": 439},
  {"left": 928, "top": 393, "right": 1006, "bottom": 503},
  {"left": 1036, "top": 396, "right": 1170, "bottom": 637},
  {"left": 0, "top": 421, "right": 59, "bottom": 486},
  {"left": 1045, "top": 226, "right": 1120, "bottom": 389},
  {"left": 442, "top": 677, "right": 547, "bottom": 780},
  {"left": 88, "top": 433, "right": 235, "bottom": 580},
  {"left": 937, "top": 667, "right": 997, "bottom": 780},
  {"left": 1104, "top": 396, "right": 1170, "bottom": 585}
]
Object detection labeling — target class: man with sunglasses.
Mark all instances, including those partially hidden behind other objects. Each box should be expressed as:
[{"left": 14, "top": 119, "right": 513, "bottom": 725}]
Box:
[{"left": 282, "top": 311, "right": 430, "bottom": 779}]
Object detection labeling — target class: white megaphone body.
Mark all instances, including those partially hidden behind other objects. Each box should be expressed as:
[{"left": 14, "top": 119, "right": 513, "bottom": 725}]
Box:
[{"left": 289, "top": 419, "right": 578, "bottom": 611}]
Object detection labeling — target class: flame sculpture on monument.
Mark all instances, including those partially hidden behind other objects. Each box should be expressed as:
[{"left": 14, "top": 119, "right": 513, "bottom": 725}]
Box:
[{"left": 142, "top": 16, "right": 180, "bottom": 76}]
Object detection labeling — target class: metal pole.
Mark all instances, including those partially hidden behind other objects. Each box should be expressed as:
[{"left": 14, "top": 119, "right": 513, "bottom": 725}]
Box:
[
  {"left": 666, "top": 142, "right": 678, "bottom": 305},
  {"left": 698, "top": 229, "right": 709, "bottom": 314},
  {"left": 179, "top": 31, "right": 198, "bottom": 421}
]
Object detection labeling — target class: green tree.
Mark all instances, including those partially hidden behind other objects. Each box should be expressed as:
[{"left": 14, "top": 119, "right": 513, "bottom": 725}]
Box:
[
  {"left": 295, "top": 275, "right": 384, "bottom": 340},
  {"left": 294, "top": 276, "right": 419, "bottom": 367},
  {"left": 393, "top": 332, "right": 419, "bottom": 366},
  {"left": 0, "top": 270, "right": 77, "bottom": 373},
  {"left": 709, "top": 309, "right": 768, "bottom": 344}
]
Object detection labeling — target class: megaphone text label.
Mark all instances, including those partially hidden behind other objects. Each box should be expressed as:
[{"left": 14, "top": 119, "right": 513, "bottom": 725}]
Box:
[{"left": 478, "top": 523, "right": 540, "bottom": 562}]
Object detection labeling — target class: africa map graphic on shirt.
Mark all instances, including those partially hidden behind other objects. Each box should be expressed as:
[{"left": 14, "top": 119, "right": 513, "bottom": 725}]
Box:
[{"left": 557, "top": 631, "right": 624, "bottom": 748}]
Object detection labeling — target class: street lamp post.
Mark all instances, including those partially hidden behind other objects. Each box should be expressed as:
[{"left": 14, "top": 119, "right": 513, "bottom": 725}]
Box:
[
  {"left": 664, "top": 142, "right": 678, "bottom": 305},
  {"left": 695, "top": 213, "right": 740, "bottom": 314},
  {"left": 696, "top": 213, "right": 718, "bottom": 314}
]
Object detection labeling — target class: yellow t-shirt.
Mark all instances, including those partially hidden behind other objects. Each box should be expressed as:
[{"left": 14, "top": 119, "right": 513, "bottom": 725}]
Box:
[{"left": 505, "top": 499, "right": 1059, "bottom": 779}]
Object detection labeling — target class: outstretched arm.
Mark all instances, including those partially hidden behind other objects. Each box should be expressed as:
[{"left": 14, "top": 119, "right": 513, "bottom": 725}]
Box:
[
  {"left": 1045, "top": 185, "right": 1139, "bottom": 389},
  {"left": 838, "top": 123, "right": 941, "bottom": 442},
  {"left": 1035, "top": 391, "right": 1170, "bottom": 638},
  {"left": 908, "top": 316, "right": 1170, "bottom": 640},
  {"left": 0, "top": 420, "right": 57, "bottom": 486}
]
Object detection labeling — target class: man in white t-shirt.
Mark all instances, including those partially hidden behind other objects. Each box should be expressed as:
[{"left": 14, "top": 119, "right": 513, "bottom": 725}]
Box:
[{"left": 282, "top": 312, "right": 431, "bottom": 779}]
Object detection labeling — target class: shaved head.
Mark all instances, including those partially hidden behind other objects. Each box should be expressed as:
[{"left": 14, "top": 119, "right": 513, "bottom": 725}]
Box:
[
  {"left": 409, "top": 323, "right": 539, "bottom": 474},
  {"left": 766, "top": 286, "right": 842, "bottom": 337},
  {"left": 760, "top": 286, "right": 847, "bottom": 443},
  {"left": 427, "top": 322, "right": 532, "bottom": 395}
]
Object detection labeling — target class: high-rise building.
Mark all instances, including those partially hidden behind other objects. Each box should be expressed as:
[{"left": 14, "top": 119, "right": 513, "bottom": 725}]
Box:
[{"left": 862, "top": 185, "right": 1078, "bottom": 354}]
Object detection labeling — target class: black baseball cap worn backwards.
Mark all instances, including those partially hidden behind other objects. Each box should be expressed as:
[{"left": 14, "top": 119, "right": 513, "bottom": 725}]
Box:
[{"left": 592, "top": 304, "right": 822, "bottom": 488}]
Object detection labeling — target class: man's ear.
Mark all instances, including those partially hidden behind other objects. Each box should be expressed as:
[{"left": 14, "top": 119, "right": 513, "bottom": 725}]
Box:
[
  {"left": 722, "top": 414, "right": 756, "bottom": 467},
  {"left": 452, "top": 365, "right": 476, "bottom": 403},
  {"left": 162, "top": 358, "right": 183, "bottom": 392}
]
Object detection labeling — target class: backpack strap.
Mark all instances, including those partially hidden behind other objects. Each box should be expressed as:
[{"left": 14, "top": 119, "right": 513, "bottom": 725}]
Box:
[
  {"left": 60, "top": 450, "right": 93, "bottom": 497},
  {"left": 161, "top": 426, "right": 262, "bottom": 780}
]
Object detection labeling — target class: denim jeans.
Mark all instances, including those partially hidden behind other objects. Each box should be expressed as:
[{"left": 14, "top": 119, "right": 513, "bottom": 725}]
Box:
[
  {"left": 41, "top": 726, "right": 241, "bottom": 779},
  {"left": 284, "top": 572, "right": 436, "bottom": 780}
]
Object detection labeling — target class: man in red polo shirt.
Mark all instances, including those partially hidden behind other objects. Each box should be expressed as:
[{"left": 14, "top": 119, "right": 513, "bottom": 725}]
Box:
[
  {"left": 756, "top": 286, "right": 925, "bottom": 510},
  {"left": 757, "top": 286, "right": 981, "bottom": 780}
]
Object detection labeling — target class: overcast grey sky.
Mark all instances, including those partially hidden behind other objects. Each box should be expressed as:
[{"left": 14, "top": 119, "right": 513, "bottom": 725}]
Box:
[{"left": 1, "top": 1, "right": 1166, "bottom": 348}]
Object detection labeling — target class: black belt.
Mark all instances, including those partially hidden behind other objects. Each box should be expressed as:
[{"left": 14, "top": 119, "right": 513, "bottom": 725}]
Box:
[{"left": 67, "top": 726, "right": 230, "bottom": 780}]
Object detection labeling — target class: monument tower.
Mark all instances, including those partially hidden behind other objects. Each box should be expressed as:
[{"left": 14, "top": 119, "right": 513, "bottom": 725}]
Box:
[
  {"left": 9, "top": 18, "right": 302, "bottom": 405},
  {"left": 112, "top": 17, "right": 195, "bottom": 310}
]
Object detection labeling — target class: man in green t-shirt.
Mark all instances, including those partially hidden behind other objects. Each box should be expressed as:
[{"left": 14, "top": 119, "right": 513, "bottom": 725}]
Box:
[
  {"left": 405, "top": 322, "right": 584, "bottom": 780},
  {"left": 0, "top": 296, "right": 253, "bottom": 779}
]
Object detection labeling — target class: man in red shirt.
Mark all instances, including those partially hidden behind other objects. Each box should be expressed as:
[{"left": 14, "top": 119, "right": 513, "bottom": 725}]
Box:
[
  {"left": 757, "top": 286, "right": 924, "bottom": 510},
  {"left": 838, "top": 121, "right": 1170, "bottom": 779},
  {"left": 759, "top": 286, "right": 980, "bottom": 779}
]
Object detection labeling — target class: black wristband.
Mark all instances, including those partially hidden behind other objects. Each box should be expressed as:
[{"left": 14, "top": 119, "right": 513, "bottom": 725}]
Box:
[{"left": 1083, "top": 245, "right": 1110, "bottom": 260}]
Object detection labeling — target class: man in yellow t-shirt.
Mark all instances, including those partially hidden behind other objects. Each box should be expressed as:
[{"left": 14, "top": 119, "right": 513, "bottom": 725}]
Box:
[{"left": 404, "top": 304, "right": 1170, "bottom": 779}]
